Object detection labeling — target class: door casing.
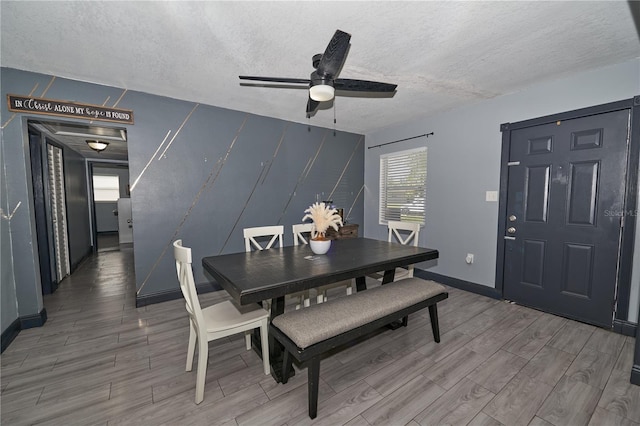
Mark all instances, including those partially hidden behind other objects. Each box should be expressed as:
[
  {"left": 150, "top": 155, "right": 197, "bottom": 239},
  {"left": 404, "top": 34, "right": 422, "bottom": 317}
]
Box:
[
  {"left": 496, "top": 96, "right": 640, "bottom": 328},
  {"left": 28, "top": 128, "right": 56, "bottom": 294}
]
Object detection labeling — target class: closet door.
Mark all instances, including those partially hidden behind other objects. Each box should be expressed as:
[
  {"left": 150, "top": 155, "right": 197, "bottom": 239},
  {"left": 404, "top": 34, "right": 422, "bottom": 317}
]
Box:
[{"left": 47, "top": 144, "right": 70, "bottom": 281}]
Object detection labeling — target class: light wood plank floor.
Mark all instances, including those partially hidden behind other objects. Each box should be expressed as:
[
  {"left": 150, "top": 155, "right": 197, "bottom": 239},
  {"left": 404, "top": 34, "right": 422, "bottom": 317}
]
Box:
[{"left": 1, "top": 247, "right": 638, "bottom": 425}]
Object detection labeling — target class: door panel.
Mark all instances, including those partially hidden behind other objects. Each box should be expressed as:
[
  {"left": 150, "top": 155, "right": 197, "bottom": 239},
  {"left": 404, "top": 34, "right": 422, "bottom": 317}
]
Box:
[
  {"left": 522, "top": 239, "right": 546, "bottom": 287},
  {"left": 525, "top": 165, "right": 550, "bottom": 222},
  {"left": 561, "top": 243, "right": 593, "bottom": 297},
  {"left": 504, "top": 109, "right": 630, "bottom": 327}
]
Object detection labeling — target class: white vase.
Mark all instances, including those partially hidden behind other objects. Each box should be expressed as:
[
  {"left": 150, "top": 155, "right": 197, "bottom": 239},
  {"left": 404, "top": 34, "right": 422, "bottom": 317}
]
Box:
[{"left": 309, "top": 239, "right": 331, "bottom": 255}]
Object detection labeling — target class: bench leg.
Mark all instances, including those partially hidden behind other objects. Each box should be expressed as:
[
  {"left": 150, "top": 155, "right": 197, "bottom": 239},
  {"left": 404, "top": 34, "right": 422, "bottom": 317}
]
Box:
[
  {"left": 308, "top": 357, "right": 321, "bottom": 419},
  {"left": 402, "top": 316, "right": 409, "bottom": 327},
  {"left": 428, "top": 304, "right": 441, "bottom": 343},
  {"left": 282, "top": 350, "right": 293, "bottom": 385}
]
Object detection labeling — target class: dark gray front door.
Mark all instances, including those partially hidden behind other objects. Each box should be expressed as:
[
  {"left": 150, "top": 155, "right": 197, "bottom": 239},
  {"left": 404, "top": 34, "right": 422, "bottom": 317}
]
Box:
[{"left": 503, "top": 109, "right": 630, "bottom": 327}]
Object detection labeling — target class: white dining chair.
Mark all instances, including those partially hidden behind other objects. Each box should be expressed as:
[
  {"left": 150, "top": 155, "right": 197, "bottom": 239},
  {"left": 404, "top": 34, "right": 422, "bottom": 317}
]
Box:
[
  {"left": 386, "top": 220, "right": 421, "bottom": 280},
  {"left": 243, "top": 225, "right": 284, "bottom": 252},
  {"left": 292, "top": 223, "right": 353, "bottom": 303},
  {"left": 173, "top": 239, "right": 270, "bottom": 404},
  {"left": 243, "top": 225, "right": 310, "bottom": 309}
]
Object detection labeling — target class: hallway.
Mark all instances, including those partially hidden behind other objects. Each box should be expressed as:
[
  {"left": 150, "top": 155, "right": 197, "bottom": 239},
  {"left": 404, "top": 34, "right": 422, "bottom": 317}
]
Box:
[
  {"left": 1, "top": 247, "right": 638, "bottom": 425},
  {"left": 96, "top": 232, "right": 122, "bottom": 253}
]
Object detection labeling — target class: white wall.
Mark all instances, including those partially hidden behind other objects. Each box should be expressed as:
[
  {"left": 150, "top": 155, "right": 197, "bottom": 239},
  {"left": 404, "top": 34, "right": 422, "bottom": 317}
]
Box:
[{"left": 365, "top": 59, "right": 640, "bottom": 321}]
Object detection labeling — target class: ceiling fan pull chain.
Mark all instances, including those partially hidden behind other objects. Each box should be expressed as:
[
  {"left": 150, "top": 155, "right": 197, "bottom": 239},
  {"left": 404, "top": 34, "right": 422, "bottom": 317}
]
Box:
[{"left": 333, "top": 99, "right": 337, "bottom": 136}]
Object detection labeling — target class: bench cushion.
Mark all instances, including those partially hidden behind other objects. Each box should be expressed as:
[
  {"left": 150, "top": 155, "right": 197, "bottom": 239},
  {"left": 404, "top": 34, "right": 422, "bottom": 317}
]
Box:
[{"left": 271, "top": 278, "right": 446, "bottom": 349}]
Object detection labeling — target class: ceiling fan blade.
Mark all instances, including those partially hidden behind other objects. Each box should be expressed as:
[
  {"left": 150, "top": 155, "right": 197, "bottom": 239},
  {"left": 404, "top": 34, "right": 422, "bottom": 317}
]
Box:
[
  {"left": 306, "top": 97, "right": 320, "bottom": 117},
  {"left": 316, "top": 30, "right": 351, "bottom": 78},
  {"left": 334, "top": 79, "right": 397, "bottom": 92},
  {"left": 239, "top": 76, "right": 310, "bottom": 84}
]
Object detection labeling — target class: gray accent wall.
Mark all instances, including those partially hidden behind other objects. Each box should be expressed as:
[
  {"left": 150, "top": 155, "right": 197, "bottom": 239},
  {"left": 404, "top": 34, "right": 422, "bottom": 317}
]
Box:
[
  {"left": 1, "top": 67, "right": 364, "bottom": 333},
  {"left": 364, "top": 59, "right": 640, "bottom": 323},
  {"left": 128, "top": 99, "right": 364, "bottom": 298},
  {"left": 1, "top": 137, "right": 19, "bottom": 331},
  {"left": 1, "top": 114, "right": 44, "bottom": 326}
]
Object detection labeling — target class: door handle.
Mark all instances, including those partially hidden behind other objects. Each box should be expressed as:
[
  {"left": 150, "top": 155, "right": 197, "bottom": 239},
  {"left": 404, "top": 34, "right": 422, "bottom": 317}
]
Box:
[{"left": 507, "top": 227, "right": 516, "bottom": 234}]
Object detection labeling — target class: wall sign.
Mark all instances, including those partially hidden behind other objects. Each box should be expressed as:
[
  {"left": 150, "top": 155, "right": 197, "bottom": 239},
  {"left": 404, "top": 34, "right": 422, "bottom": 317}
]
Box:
[{"left": 7, "top": 94, "right": 134, "bottom": 124}]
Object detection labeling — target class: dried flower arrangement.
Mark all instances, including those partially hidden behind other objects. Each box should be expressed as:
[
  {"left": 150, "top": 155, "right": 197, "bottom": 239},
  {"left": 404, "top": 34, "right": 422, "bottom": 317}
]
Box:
[{"left": 302, "top": 202, "right": 343, "bottom": 240}]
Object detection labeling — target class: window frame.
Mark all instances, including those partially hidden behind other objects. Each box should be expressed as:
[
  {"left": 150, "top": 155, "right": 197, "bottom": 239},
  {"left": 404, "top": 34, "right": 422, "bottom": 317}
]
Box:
[
  {"left": 92, "top": 174, "right": 121, "bottom": 202},
  {"left": 379, "top": 147, "right": 427, "bottom": 225}
]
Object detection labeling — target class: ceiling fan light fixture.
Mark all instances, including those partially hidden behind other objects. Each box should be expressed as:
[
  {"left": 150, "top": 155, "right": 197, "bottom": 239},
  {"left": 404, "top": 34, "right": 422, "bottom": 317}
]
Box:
[
  {"left": 309, "top": 84, "right": 335, "bottom": 102},
  {"left": 86, "top": 140, "right": 109, "bottom": 152}
]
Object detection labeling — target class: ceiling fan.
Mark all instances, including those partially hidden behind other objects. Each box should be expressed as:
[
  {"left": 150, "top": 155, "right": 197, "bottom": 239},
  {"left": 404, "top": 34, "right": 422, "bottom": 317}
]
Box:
[{"left": 239, "top": 30, "right": 398, "bottom": 117}]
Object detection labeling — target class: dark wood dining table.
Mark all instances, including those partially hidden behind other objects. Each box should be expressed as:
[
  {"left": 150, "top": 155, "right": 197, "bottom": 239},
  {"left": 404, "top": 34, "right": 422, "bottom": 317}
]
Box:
[{"left": 202, "top": 237, "right": 439, "bottom": 381}]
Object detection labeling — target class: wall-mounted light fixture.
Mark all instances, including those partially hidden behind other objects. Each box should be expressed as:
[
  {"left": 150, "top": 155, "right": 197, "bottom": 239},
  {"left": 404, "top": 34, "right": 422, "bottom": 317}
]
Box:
[{"left": 86, "top": 140, "right": 109, "bottom": 152}]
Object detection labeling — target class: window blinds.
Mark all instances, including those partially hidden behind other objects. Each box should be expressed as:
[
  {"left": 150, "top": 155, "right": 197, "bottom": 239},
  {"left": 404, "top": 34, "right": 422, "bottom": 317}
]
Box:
[{"left": 379, "top": 147, "right": 427, "bottom": 224}]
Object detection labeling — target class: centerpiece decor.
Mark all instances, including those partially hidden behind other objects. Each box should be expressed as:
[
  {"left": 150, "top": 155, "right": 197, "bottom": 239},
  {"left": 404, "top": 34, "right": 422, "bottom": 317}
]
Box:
[{"left": 302, "top": 202, "right": 343, "bottom": 254}]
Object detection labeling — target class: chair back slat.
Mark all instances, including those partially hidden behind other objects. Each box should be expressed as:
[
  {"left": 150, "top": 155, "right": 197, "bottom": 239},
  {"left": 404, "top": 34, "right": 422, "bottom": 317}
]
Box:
[
  {"left": 243, "top": 225, "right": 284, "bottom": 252},
  {"left": 173, "top": 240, "right": 205, "bottom": 332},
  {"left": 387, "top": 221, "right": 420, "bottom": 246},
  {"left": 292, "top": 223, "right": 314, "bottom": 246},
  {"left": 387, "top": 221, "right": 421, "bottom": 279}
]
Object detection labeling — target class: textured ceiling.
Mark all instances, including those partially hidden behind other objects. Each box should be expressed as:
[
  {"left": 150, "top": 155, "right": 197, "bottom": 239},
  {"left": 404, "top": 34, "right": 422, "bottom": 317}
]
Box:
[{"left": 2, "top": 1, "right": 639, "bottom": 138}]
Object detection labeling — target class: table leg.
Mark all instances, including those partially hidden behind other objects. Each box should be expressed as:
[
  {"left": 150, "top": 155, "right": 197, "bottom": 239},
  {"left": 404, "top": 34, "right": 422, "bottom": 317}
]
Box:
[
  {"left": 355, "top": 276, "right": 367, "bottom": 292},
  {"left": 381, "top": 269, "right": 395, "bottom": 284},
  {"left": 381, "top": 269, "right": 405, "bottom": 329},
  {"left": 268, "top": 296, "right": 294, "bottom": 383}
]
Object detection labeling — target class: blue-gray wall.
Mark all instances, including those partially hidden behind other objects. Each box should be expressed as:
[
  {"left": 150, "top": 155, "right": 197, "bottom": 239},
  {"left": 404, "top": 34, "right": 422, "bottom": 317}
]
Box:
[
  {"left": 364, "top": 59, "right": 640, "bottom": 323},
  {"left": 1, "top": 67, "right": 364, "bottom": 337}
]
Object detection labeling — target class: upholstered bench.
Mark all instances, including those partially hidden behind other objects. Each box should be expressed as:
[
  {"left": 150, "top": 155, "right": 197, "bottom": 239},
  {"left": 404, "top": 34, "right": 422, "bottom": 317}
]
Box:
[{"left": 269, "top": 277, "right": 448, "bottom": 419}]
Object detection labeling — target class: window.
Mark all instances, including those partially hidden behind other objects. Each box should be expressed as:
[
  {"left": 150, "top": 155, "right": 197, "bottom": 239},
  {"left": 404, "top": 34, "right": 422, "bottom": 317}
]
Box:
[
  {"left": 379, "top": 147, "right": 427, "bottom": 224},
  {"left": 93, "top": 175, "right": 120, "bottom": 202}
]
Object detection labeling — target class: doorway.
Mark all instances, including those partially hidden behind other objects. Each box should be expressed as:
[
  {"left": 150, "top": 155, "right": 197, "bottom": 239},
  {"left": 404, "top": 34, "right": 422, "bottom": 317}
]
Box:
[
  {"left": 496, "top": 98, "right": 640, "bottom": 328},
  {"left": 90, "top": 163, "right": 131, "bottom": 252},
  {"left": 27, "top": 119, "right": 131, "bottom": 294}
]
